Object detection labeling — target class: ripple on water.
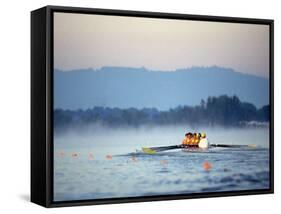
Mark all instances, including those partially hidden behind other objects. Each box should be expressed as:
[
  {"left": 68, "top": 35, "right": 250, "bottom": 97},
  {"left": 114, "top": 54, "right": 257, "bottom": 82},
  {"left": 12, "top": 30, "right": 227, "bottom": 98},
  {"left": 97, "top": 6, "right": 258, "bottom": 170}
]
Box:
[{"left": 54, "top": 147, "right": 270, "bottom": 201}]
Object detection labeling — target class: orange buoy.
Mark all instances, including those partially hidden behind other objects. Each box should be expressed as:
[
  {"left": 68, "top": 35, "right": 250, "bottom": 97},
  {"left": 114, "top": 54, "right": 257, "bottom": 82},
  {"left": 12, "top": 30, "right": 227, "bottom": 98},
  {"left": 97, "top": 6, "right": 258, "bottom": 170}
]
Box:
[
  {"left": 106, "top": 155, "right": 112, "bottom": 160},
  {"left": 88, "top": 153, "right": 94, "bottom": 160},
  {"left": 203, "top": 161, "right": 212, "bottom": 171},
  {"left": 59, "top": 152, "right": 65, "bottom": 157}
]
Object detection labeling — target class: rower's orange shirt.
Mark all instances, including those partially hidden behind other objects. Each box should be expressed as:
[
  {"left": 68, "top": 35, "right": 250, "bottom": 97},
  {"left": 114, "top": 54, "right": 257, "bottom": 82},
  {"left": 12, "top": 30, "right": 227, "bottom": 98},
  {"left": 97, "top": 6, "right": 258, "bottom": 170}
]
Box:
[
  {"left": 183, "top": 137, "right": 200, "bottom": 145},
  {"left": 194, "top": 137, "right": 200, "bottom": 145},
  {"left": 182, "top": 137, "right": 191, "bottom": 145}
]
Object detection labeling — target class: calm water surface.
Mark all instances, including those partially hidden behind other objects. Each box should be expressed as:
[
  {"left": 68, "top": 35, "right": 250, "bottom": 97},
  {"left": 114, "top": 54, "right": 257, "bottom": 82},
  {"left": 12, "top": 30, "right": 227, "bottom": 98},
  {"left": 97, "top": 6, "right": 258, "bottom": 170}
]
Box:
[{"left": 53, "top": 126, "right": 270, "bottom": 201}]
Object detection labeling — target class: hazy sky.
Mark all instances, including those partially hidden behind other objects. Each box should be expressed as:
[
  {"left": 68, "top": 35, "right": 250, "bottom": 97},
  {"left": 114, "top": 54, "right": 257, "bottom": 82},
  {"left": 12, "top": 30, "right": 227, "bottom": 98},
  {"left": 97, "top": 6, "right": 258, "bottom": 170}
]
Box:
[{"left": 54, "top": 12, "right": 270, "bottom": 78}]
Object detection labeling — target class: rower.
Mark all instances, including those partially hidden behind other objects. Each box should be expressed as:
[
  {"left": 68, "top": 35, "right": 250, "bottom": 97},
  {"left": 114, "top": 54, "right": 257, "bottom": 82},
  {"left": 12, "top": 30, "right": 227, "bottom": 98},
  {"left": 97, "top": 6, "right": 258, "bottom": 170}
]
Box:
[
  {"left": 198, "top": 133, "right": 209, "bottom": 148},
  {"left": 182, "top": 132, "right": 201, "bottom": 147},
  {"left": 182, "top": 132, "right": 193, "bottom": 146},
  {"left": 194, "top": 133, "right": 201, "bottom": 145}
]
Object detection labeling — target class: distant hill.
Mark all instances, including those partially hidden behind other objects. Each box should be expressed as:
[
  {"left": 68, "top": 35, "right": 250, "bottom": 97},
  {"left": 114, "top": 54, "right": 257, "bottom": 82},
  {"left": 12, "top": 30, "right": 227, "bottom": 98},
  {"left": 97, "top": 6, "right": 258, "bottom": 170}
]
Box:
[{"left": 54, "top": 66, "right": 269, "bottom": 110}]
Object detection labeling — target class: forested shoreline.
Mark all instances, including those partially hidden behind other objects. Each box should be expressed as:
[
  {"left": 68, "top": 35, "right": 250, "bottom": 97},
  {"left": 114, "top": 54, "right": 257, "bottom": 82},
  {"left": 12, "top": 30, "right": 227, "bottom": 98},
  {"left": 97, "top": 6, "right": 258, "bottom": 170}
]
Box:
[{"left": 54, "top": 95, "right": 269, "bottom": 132}]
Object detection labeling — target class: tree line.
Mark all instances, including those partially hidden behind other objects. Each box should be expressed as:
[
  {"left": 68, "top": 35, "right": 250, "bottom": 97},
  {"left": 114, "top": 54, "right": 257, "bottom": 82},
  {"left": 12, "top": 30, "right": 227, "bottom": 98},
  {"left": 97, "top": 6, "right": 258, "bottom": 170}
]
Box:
[{"left": 54, "top": 95, "right": 269, "bottom": 131}]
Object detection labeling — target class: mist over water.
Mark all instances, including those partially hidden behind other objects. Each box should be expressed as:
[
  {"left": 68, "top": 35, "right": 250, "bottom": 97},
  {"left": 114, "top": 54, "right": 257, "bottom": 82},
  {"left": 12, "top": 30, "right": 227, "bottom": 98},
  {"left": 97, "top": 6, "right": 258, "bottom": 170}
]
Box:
[
  {"left": 54, "top": 125, "right": 269, "bottom": 156},
  {"left": 54, "top": 125, "right": 269, "bottom": 201}
]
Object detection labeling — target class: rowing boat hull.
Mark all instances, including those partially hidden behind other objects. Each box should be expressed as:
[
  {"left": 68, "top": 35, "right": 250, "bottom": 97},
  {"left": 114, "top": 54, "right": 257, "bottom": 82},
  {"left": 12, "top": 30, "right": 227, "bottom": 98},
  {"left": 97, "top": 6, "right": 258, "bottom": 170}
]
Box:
[{"left": 181, "top": 148, "right": 209, "bottom": 153}]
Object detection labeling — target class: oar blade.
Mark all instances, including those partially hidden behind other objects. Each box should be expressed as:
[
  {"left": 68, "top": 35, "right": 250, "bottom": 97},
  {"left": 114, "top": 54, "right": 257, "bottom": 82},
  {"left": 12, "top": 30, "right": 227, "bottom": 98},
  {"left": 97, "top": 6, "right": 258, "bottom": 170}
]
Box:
[
  {"left": 210, "top": 143, "right": 257, "bottom": 148},
  {"left": 142, "top": 147, "right": 157, "bottom": 154}
]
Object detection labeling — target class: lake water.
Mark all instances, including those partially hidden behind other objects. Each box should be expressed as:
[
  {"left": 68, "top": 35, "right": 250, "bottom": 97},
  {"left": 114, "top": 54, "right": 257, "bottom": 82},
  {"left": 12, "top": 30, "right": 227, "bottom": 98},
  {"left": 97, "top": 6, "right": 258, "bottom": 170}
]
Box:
[{"left": 53, "top": 126, "right": 270, "bottom": 201}]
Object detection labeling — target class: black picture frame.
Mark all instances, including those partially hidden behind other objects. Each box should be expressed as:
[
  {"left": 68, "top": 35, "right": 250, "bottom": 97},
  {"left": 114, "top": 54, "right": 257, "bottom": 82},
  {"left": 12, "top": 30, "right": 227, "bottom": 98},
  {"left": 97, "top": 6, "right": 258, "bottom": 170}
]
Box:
[{"left": 31, "top": 5, "right": 274, "bottom": 208}]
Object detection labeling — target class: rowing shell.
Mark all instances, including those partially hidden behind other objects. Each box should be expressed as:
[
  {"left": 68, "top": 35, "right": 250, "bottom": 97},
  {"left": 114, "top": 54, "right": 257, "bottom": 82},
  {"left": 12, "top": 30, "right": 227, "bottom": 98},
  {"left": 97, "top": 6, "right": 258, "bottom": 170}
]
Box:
[{"left": 141, "top": 144, "right": 257, "bottom": 155}]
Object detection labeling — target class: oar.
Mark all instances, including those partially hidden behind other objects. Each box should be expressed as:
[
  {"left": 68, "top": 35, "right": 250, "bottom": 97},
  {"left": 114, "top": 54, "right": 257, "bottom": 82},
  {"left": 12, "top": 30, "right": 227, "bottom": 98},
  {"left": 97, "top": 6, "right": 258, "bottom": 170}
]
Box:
[
  {"left": 142, "top": 143, "right": 257, "bottom": 154},
  {"left": 210, "top": 144, "right": 257, "bottom": 148},
  {"left": 142, "top": 144, "right": 183, "bottom": 154}
]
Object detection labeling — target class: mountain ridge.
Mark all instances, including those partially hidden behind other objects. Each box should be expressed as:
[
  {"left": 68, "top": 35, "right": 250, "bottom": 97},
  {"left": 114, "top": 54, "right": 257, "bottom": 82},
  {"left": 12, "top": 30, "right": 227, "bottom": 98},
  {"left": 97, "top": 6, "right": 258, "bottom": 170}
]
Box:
[
  {"left": 56, "top": 65, "right": 268, "bottom": 79},
  {"left": 54, "top": 66, "right": 269, "bottom": 110}
]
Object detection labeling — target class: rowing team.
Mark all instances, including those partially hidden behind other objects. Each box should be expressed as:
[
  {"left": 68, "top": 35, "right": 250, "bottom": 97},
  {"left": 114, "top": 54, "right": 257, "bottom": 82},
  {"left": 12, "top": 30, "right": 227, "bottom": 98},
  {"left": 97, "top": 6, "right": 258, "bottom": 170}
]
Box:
[{"left": 182, "top": 132, "right": 209, "bottom": 148}]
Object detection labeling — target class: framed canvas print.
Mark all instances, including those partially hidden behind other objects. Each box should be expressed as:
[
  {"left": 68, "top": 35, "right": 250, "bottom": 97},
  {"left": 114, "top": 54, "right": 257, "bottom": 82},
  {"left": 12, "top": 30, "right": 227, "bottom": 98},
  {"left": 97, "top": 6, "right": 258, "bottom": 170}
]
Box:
[{"left": 31, "top": 6, "right": 274, "bottom": 207}]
